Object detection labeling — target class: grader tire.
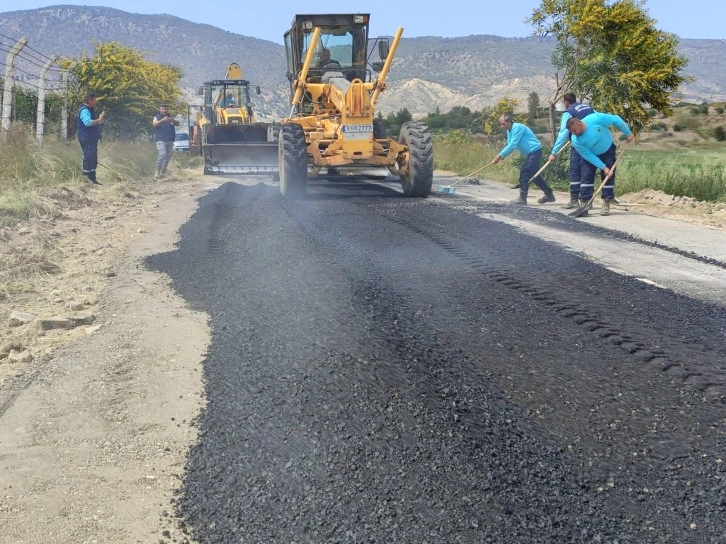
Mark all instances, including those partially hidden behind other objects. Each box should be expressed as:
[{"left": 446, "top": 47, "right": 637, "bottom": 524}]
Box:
[
  {"left": 279, "top": 124, "right": 308, "bottom": 199},
  {"left": 398, "top": 121, "right": 433, "bottom": 197}
]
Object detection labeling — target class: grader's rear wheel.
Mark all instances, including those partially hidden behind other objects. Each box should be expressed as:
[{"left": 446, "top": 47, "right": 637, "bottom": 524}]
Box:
[
  {"left": 279, "top": 123, "right": 308, "bottom": 199},
  {"left": 398, "top": 121, "right": 433, "bottom": 197}
]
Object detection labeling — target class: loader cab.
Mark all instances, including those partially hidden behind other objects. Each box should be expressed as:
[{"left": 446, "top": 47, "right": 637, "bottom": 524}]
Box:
[
  {"left": 283, "top": 13, "right": 389, "bottom": 98},
  {"left": 201, "top": 79, "right": 254, "bottom": 124}
]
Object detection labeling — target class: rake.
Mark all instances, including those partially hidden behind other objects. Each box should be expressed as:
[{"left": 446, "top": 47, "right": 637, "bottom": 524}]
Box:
[
  {"left": 510, "top": 141, "right": 571, "bottom": 189},
  {"left": 569, "top": 143, "right": 629, "bottom": 218},
  {"left": 437, "top": 160, "right": 496, "bottom": 195}
]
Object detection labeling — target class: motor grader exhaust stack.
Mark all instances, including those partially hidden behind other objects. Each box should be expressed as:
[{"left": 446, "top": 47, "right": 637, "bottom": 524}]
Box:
[
  {"left": 194, "top": 63, "right": 279, "bottom": 175},
  {"left": 278, "top": 13, "right": 433, "bottom": 198}
]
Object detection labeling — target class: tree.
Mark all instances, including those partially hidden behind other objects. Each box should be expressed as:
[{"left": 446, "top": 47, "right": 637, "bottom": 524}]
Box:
[
  {"left": 528, "top": 0, "right": 691, "bottom": 139},
  {"left": 527, "top": 92, "right": 541, "bottom": 122},
  {"left": 69, "top": 41, "right": 183, "bottom": 140},
  {"left": 481, "top": 98, "right": 523, "bottom": 136}
]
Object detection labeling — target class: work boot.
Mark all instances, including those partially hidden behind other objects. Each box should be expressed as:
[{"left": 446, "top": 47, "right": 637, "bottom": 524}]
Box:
[
  {"left": 563, "top": 195, "right": 579, "bottom": 209},
  {"left": 154, "top": 167, "right": 161, "bottom": 180},
  {"left": 578, "top": 199, "right": 590, "bottom": 216},
  {"left": 510, "top": 192, "right": 527, "bottom": 205},
  {"left": 537, "top": 191, "right": 556, "bottom": 204},
  {"left": 600, "top": 199, "right": 611, "bottom": 216}
]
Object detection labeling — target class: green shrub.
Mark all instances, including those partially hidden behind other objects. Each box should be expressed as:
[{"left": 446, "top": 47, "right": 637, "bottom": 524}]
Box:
[{"left": 715, "top": 126, "right": 726, "bottom": 141}]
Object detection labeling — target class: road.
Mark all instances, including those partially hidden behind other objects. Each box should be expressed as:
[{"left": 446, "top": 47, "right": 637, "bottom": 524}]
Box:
[{"left": 145, "top": 175, "right": 726, "bottom": 543}]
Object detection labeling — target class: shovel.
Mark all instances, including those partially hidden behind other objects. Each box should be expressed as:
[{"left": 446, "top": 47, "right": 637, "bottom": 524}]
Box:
[
  {"left": 569, "top": 144, "right": 628, "bottom": 218},
  {"left": 438, "top": 160, "right": 496, "bottom": 195},
  {"left": 511, "top": 141, "right": 570, "bottom": 189}
]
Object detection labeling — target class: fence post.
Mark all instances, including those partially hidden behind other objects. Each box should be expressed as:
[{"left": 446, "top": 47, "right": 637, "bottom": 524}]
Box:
[
  {"left": 60, "top": 62, "right": 75, "bottom": 142},
  {"left": 36, "top": 55, "right": 58, "bottom": 145},
  {"left": 1, "top": 37, "right": 28, "bottom": 138}
]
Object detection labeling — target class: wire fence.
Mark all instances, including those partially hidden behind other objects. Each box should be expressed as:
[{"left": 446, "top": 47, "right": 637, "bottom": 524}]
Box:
[{"left": 0, "top": 33, "right": 75, "bottom": 143}]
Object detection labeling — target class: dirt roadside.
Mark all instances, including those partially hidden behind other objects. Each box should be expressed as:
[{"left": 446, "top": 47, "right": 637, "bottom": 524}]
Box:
[
  {"left": 0, "top": 174, "right": 723, "bottom": 543},
  {"left": 0, "top": 177, "right": 211, "bottom": 544}
]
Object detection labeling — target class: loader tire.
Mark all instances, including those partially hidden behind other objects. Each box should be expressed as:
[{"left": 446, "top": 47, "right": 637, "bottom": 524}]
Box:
[
  {"left": 398, "top": 121, "right": 433, "bottom": 197},
  {"left": 279, "top": 123, "right": 308, "bottom": 199}
]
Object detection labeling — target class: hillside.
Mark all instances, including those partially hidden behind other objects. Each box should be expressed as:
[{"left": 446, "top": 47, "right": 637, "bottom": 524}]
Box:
[{"left": 0, "top": 5, "right": 724, "bottom": 119}]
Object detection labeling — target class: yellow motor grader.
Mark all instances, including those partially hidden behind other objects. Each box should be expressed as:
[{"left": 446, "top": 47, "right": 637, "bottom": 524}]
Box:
[
  {"left": 278, "top": 13, "right": 433, "bottom": 198},
  {"left": 194, "top": 63, "right": 279, "bottom": 175}
]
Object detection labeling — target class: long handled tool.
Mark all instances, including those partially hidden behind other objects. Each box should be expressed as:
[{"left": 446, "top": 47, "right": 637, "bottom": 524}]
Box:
[
  {"left": 511, "top": 141, "right": 571, "bottom": 189},
  {"left": 437, "top": 160, "right": 496, "bottom": 195},
  {"left": 569, "top": 143, "right": 628, "bottom": 218}
]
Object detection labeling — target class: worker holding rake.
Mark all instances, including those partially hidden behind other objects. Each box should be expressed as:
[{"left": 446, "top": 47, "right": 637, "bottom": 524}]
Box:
[
  {"left": 567, "top": 113, "right": 635, "bottom": 216},
  {"left": 493, "top": 113, "right": 556, "bottom": 206},
  {"left": 548, "top": 92, "right": 596, "bottom": 209}
]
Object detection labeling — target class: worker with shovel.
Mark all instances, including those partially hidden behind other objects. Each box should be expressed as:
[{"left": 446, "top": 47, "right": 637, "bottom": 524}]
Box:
[
  {"left": 566, "top": 113, "right": 635, "bottom": 216},
  {"left": 548, "top": 93, "right": 595, "bottom": 209},
  {"left": 493, "top": 113, "right": 556, "bottom": 206}
]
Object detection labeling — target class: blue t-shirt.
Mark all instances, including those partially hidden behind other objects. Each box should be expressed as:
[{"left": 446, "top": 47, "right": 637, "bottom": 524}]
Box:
[
  {"left": 552, "top": 103, "right": 595, "bottom": 155},
  {"left": 499, "top": 122, "right": 542, "bottom": 158},
  {"left": 570, "top": 113, "right": 632, "bottom": 169}
]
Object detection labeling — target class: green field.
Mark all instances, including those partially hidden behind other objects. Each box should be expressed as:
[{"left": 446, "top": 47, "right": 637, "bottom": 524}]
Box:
[{"left": 433, "top": 137, "right": 726, "bottom": 202}]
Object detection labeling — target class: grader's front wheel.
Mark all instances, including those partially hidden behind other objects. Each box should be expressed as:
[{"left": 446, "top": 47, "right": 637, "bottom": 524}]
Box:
[
  {"left": 278, "top": 123, "right": 308, "bottom": 199},
  {"left": 398, "top": 121, "right": 433, "bottom": 197}
]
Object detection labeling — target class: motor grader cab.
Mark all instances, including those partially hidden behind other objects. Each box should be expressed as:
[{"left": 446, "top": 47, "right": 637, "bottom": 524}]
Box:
[
  {"left": 278, "top": 13, "right": 433, "bottom": 198},
  {"left": 194, "top": 63, "right": 279, "bottom": 175}
]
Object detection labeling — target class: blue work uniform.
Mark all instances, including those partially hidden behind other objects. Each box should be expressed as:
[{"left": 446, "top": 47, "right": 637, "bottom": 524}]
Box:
[
  {"left": 570, "top": 112, "right": 632, "bottom": 200},
  {"left": 552, "top": 103, "right": 595, "bottom": 199},
  {"left": 77, "top": 104, "right": 101, "bottom": 183},
  {"left": 499, "top": 122, "right": 553, "bottom": 197}
]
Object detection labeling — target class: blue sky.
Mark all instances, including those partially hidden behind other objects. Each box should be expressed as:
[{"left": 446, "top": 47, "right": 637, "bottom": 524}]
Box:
[{"left": 5, "top": 1, "right": 721, "bottom": 43}]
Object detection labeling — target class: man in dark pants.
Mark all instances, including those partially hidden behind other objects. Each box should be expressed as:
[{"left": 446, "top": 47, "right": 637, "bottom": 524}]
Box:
[
  {"left": 77, "top": 92, "right": 105, "bottom": 185},
  {"left": 493, "top": 113, "right": 555, "bottom": 206},
  {"left": 567, "top": 113, "right": 634, "bottom": 216},
  {"left": 548, "top": 92, "right": 595, "bottom": 209}
]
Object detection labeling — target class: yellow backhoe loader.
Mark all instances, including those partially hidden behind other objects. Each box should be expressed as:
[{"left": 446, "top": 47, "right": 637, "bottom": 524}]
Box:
[
  {"left": 193, "top": 63, "right": 279, "bottom": 175},
  {"left": 278, "top": 14, "right": 433, "bottom": 198}
]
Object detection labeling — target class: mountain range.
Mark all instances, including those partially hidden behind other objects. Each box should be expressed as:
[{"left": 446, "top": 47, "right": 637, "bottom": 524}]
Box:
[{"left": 1, "top": 5, "right": 724, "bottom": 119}]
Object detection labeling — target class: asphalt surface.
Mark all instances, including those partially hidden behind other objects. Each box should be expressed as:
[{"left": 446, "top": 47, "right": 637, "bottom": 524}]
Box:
[{"left": 147, "top": 176, "right": 726, "bottom": 544}]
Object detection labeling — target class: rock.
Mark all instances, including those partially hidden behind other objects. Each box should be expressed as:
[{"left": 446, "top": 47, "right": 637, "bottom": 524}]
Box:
[
  {"left": 38, "top": 313, "right": 96, "bottom": 330},
  {"left": 7, "top": 350, "right": 33, "bottom": 363},
  {"left": 8, "top": 312, "right": 36, "bottom": 327},
  {"left": 0, "top": 341, "right": 25, "bottom": 359}
]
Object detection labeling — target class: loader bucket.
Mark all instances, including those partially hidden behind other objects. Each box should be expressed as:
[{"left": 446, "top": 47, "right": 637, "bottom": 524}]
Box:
[{"left": 202, "top": 124, "right": 279, "bottom": 175}]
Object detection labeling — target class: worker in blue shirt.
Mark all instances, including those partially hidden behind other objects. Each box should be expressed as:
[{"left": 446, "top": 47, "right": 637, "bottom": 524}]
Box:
[
  {"left": 493, "top": 113, "right": 555, "bottom": 205},
  {"left": 548, "top": 92, "right": 595, "bottom": 209},
  {"left": 567, "top": 113, "right": 635, "bottom": 216},
  {"left": 77, "top": 92, "right": 106, "bottom": 185}
]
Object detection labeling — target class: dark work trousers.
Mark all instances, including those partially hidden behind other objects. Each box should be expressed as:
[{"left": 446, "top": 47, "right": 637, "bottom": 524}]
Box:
[
  {"left": 568, "top": 146, "right": 585, "bottom": 199},
  {"left": 79, "top": 140, "right": 98, "bottom": 182},
  {"left": 519, "top": 148, "right": 552, "bottom": 197},
  {"left": 580, "top": 144, "right": 617, "bottom": 200}
]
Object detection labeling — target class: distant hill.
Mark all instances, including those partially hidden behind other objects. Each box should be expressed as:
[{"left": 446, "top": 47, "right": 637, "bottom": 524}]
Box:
[{"left": 1, "top": 5, "right": 723, "bottom": 119}]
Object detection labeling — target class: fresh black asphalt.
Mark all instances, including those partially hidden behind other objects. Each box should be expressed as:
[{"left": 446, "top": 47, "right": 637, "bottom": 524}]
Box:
[{"left": 147, "top": 179, "right": 726, "bottom": 544}]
